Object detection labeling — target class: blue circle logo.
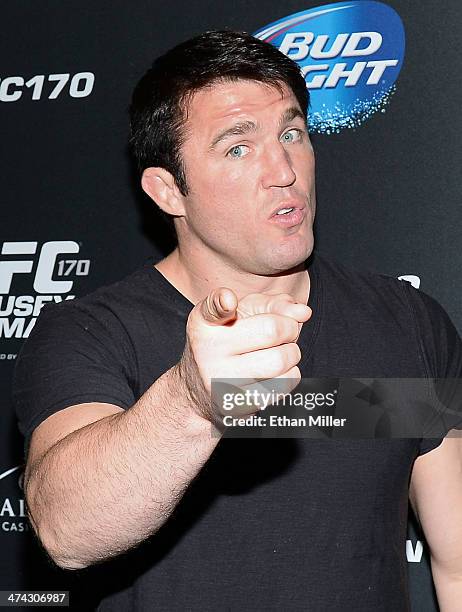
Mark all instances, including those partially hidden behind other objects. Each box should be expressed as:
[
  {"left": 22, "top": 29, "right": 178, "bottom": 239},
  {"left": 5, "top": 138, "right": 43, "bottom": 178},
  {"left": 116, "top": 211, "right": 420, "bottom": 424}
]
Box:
[{"left": 254, "top": 1, "right": 405, "bottom": 133}]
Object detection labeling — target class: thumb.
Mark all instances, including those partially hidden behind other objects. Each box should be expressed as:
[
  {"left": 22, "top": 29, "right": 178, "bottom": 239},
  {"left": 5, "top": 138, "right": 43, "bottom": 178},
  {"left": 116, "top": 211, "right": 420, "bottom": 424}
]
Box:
[{"left": 199, "top": 287, "right": 238, "bottom": 325}]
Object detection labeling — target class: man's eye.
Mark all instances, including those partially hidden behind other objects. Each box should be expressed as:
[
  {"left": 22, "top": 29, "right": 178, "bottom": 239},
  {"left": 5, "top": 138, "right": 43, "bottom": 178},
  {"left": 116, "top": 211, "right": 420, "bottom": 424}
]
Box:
[
  {"left": 281, "top": 129, "right": 302, "bottom": 143},
  {"left": 227, "top": 145, "right": 249, "bottom": 159}
]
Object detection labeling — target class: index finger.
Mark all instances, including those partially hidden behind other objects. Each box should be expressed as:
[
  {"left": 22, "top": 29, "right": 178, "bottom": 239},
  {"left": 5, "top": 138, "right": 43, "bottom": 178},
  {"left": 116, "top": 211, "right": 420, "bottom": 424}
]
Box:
[{"left": 199, "top": 287, "right": 238, "bottom": 325}]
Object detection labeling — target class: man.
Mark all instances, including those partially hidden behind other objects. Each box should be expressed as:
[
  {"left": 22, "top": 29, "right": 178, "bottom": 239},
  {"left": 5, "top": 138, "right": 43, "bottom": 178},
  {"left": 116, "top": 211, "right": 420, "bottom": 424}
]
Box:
[{"left": 13, "top": 30, "right": 462, "bottom": 611}]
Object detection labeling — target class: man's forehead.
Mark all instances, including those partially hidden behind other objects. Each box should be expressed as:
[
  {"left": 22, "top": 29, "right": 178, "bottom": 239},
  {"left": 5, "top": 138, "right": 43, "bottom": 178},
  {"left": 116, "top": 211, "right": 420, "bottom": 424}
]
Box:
[{"left": 187, "top": 79, "right": 300, "bottom": 125}]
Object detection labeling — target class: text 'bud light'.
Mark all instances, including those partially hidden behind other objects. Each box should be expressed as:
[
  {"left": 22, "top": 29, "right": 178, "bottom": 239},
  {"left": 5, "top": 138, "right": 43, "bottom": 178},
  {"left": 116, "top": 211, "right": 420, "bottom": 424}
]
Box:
[{"left": 254, "top": 1, "right": 405, "bottom": 133}]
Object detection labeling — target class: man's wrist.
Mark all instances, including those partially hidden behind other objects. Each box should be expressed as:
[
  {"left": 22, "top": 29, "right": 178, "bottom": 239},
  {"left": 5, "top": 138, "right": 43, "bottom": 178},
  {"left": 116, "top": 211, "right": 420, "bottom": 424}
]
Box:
[{"left": 172, "top": 356, "right": 224, "bottom": 435}]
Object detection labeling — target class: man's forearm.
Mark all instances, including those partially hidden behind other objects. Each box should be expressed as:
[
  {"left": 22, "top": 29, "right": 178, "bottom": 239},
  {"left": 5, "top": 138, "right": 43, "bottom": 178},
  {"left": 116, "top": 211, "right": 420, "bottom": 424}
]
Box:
[{"left": 25, "top": 364, "right": 220, "bottom": 570}]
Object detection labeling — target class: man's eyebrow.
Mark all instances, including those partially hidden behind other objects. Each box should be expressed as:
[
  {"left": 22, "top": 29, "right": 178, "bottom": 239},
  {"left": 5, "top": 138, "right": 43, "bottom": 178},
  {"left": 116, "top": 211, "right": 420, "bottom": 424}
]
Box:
[
  {"left": 209, "top": 120, "right": 258, "bottom": 150},
  {"left": 279, "top": 106, "right": 307, "bottom": 127}
]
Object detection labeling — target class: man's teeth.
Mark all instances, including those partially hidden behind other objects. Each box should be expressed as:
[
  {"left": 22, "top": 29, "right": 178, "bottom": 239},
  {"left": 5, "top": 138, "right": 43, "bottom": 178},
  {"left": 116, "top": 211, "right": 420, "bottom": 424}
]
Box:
[{"left": 276, "top": 207, "right": 294, "bottom": 215}]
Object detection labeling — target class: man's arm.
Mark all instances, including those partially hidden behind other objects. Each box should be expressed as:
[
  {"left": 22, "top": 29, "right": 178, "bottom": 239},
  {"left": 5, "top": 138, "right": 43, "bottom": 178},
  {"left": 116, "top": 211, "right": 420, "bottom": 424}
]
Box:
[
  {"left": 25, "top": 363, "right": 219, "bottom": 571},
  {"left": 25, "top": 287, "right": 310, "bottom": 571},
  {"left": 409, "top": 432, "right": 462, "bottom": 611}
]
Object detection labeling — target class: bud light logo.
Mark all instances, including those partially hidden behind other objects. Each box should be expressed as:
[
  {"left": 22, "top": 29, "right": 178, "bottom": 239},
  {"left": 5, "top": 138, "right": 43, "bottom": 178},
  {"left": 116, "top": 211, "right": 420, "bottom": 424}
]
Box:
[{"left": 254, "top": 1, "right": 405, "bottom": 133}]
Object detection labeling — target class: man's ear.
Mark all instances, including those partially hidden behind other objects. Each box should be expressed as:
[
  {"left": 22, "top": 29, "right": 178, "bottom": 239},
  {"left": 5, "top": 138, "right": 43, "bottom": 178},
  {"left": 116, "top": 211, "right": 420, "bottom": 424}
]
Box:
[{"left": 141, "top": 167, "right": 185, "bottom": 216}]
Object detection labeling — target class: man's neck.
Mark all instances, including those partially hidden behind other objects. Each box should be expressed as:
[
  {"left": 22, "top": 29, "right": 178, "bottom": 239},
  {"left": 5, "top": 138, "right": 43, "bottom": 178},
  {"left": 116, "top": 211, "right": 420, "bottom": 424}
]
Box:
[{"left": 154, "top": 247, "right": 311, "bottom": 307}]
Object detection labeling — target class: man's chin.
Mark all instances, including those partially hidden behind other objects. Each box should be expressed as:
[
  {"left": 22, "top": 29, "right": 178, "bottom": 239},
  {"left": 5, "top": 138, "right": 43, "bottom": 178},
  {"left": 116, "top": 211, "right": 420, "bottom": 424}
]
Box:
[{"left": 254, "top": 240, "right": 314, "bottom": 276}]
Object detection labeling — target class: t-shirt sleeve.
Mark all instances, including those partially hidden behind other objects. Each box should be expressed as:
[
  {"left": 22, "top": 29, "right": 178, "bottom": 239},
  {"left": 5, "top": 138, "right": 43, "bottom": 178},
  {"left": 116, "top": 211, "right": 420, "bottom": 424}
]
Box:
[
  {"left": 404, "top": 282, "right": 462, "bottom": 455},
  {"left": 12, "top": 300, "right": 137, "bottom": 460}
]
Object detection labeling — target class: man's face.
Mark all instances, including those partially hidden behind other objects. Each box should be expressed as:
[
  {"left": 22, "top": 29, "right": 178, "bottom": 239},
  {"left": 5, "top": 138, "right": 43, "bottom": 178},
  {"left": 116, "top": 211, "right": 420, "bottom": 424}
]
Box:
[{"left": 177, "top": 79, "right": 316, "bottom": 275}]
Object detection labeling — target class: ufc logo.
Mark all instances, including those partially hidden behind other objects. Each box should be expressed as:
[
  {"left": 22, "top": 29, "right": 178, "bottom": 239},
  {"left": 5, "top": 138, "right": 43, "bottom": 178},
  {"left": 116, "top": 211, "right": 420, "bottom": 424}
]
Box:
[{"left": 0, "top": 241, "right": 79, "bottom": 294}]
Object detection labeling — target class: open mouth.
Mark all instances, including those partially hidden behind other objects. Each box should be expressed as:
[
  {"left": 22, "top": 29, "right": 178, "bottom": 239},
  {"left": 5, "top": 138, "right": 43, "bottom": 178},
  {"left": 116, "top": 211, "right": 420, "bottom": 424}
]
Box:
[
  {"left": 269, "top": 206, "right": 305, "bottom": 227},
  {"left": 275, "top": 207, "right": 295, "bottom": 216}
]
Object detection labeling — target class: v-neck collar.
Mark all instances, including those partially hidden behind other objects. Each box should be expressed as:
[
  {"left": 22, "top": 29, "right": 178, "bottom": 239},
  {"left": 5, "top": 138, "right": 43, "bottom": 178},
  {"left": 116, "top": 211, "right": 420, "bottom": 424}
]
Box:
[{"left": 146, "top": 252, "right": 322, "bottom": 363}]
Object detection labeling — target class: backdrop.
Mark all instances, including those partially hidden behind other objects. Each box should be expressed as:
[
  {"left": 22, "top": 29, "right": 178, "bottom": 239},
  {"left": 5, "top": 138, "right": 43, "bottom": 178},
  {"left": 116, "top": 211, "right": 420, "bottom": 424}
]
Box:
[{"left": 1, "top": 1, "right": 460, "bottom": 609}]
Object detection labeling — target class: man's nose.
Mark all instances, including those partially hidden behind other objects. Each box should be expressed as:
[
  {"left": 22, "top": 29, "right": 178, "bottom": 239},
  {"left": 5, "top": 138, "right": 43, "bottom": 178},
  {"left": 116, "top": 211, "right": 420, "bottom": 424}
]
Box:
[{"left": 261, "top": 144, "right": 296, "bottom": 189}]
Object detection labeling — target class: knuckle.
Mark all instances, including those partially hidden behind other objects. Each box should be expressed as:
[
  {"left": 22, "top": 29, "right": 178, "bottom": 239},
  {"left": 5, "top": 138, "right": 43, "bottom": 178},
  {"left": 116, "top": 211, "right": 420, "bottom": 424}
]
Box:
[
  {"left": 261, "top": 317, "right": 279, "bottom": 341},
  {"left": 275, "top": 344, "right": 300, "bottom": 375},
  {"left": 271, "top": 350, "right": 287, "bottom": 374},
  {"left": 290, "top": 343, "right": 302, "bottom": 364},
  {"left": 278, "top": 317, "right": 298, "bottom": 342},
  {"left": 291, "top": 366, "right": 302, "bottom": 381},
  {"left": 284, "top": 344, "right": 299, "bottom": 369},
  {"left": 287, "top": 318, "right": 299, "bottom": 341}
]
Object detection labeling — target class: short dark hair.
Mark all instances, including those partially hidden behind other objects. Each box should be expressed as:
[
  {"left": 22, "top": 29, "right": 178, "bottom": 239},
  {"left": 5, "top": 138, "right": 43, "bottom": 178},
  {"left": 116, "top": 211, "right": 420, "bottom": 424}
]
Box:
[{"left": 129, "top": 30, "right": 309, "bottom": 228}]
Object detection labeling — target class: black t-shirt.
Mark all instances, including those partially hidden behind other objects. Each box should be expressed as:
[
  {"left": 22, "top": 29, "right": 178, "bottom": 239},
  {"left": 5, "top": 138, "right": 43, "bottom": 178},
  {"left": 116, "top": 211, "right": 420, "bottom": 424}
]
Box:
[{"left": 12, "top": 252, "right": 462, "bottom": 611}]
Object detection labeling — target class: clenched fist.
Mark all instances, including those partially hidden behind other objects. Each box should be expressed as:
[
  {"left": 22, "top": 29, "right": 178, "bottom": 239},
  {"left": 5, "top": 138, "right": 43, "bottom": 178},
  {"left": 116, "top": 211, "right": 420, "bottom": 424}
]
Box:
[{"left": 177, "top": 287, "right": 312, "bottom": 428}]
